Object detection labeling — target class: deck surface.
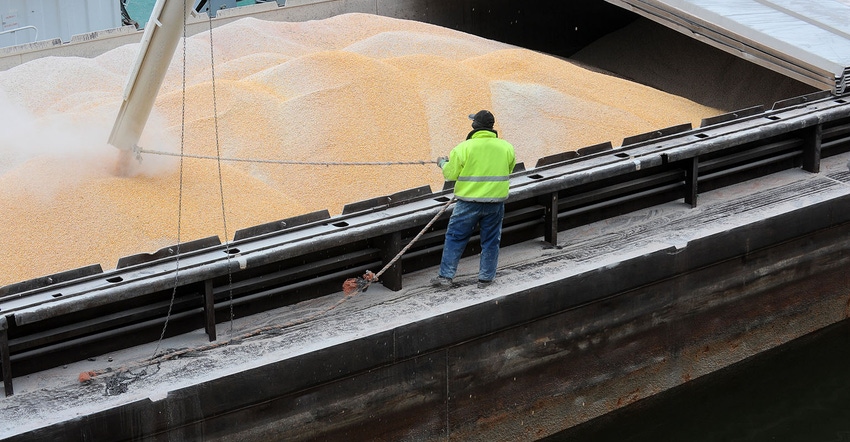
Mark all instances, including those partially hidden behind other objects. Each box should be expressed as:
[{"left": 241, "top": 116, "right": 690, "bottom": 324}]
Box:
[{"left": 2, "top": 151, "right": 849, "bottom": 438}]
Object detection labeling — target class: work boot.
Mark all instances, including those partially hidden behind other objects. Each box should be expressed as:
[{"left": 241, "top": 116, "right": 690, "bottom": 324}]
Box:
[
  {"left": 477, "top": 279, "right": 492, "bottom": 289},
  {"left": 430, "top": 276, "right": 452, "bottom": 289}
]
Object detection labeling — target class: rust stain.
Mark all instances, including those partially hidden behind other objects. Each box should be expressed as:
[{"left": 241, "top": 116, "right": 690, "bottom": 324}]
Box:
[
  {"left": 845, "top": 295, "right": 850, "bottom": 318},
  {"left": 474, "top": 408, "right": 513, "bottom": 428},
  {"left": 534, "top": 336, "right": 551, "bottom": 344},
  {"left": 615, "top": 387, "right": 642, "bottom": 408}
]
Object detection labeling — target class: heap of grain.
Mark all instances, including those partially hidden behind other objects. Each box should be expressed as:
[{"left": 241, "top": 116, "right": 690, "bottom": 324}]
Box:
[{"left": 0, "top": 13, "right": 719, "bottom": 286}]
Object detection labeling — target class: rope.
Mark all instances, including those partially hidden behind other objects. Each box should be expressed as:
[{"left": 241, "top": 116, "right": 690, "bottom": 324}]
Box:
[
  {"left": 82, "top": 274, "right": 378, "bottom": 388},
  {"left": 81, "top": 198, "right": 457, "bottom": 390},
  {"left": 84, "top": 1, "right": 440, "bottom": 389},
  {"left": 81, "top": 294, "right": 353, "bottom": 390},
  {"left": 342, "top": 197, "right": 455, "bottom": 296},
  {"left": 375, "top": 197, "right": 454, "bottom": 280}
]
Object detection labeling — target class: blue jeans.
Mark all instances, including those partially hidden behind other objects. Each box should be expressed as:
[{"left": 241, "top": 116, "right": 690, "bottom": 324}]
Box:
[{"left": 438, "top": 200, "right": 505, "bottom": 281}]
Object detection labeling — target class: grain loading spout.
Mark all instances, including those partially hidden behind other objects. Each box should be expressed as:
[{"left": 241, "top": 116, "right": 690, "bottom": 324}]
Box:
[{"left": 108, "top": 0, "right": 198, "bottom": 175}]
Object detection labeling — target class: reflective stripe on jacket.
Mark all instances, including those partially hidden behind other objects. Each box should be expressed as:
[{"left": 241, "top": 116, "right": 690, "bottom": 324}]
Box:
[{"left": 442, "top": 130, "right": 516, "bottom": 202}]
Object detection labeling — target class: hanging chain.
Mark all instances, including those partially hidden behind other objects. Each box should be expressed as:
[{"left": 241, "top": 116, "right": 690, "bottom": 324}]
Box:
[
  {"left": 150, "top": 0, "right": 190, "bottom": 363},
  {"left": 205, "top": 10, "right": 238, "bottom": 339}
]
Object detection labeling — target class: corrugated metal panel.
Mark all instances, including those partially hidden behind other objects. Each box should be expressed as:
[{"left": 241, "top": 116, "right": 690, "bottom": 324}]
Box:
[
  {"left": 606, "top": 0, "right": 850, "bottom": 94},
  {"left": 0, "top": 0, "right": 120, "bottom": 48}
]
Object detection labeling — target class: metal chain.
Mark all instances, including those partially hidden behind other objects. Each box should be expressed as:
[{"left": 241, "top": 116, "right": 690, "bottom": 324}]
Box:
[
  {"left": 131, "top": 1, "right": 435, "bottom": 374},
  {"left": 150, "top": 0, "right": 189, "bottom": 363},
  {"left": 137, "top": 148, "right": 438, "bottom": 166},
  {"left": 205, "top": 11, "right": 237, "bottom": 340}
]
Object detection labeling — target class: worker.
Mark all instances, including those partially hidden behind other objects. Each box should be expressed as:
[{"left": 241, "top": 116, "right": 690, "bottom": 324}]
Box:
[{"left": 431, "top": 110, "right": 516, "bottom": 289}]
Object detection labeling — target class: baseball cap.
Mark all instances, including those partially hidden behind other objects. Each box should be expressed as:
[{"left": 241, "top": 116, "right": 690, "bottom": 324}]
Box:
[{"left": 468, "top": 110, "right": 495, "bottom": 129}]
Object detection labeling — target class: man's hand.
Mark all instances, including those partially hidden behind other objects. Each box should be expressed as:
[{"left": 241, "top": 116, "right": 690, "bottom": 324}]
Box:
[{"left": 437, "top": 156, "right": 449, "bottom": 169}]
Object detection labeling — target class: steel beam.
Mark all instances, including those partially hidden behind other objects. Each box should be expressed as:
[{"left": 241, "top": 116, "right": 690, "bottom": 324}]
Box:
[
  {"left": 684, "top": 157, "right": 698, "bottom": 207},
  {"left": 1, "top": 316, "right": 11, "bottom": 396},
  {"left": 542, "top": 192, "right": 559, "bottom": 246},
  {"left": 204, "top": 280, "right": 216, "bottom": 342},
  {"left": 803, "top": 124, "right": 823, "bottom": 173}
]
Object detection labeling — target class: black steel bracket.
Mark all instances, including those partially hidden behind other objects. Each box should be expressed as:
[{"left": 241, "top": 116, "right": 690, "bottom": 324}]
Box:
[{"left": 1, "top": 316, "right": 11, "bottom": 397}]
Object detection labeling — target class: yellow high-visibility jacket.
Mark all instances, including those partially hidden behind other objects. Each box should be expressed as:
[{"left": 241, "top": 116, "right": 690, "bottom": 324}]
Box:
[{"left": 442, "top": 130, "right": 516, "bottom": 202}]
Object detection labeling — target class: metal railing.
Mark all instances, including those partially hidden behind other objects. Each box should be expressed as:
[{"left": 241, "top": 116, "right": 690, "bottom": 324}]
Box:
[
  {"left": 1, "top": 91, "right": 849, "bottom": 396},
  {"left": 0, "top": 25, "right": 38, "bottom": 45}
]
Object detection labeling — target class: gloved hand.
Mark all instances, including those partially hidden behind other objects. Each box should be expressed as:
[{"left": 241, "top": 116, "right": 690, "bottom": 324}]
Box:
[{"left": 437, "top": 156, "right": 449, "bottom": 169}]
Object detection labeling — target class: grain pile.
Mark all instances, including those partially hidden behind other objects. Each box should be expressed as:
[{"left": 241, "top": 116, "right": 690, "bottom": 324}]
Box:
[{"left": 0, "top": 13, "right": 719, "bottom": 286}]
